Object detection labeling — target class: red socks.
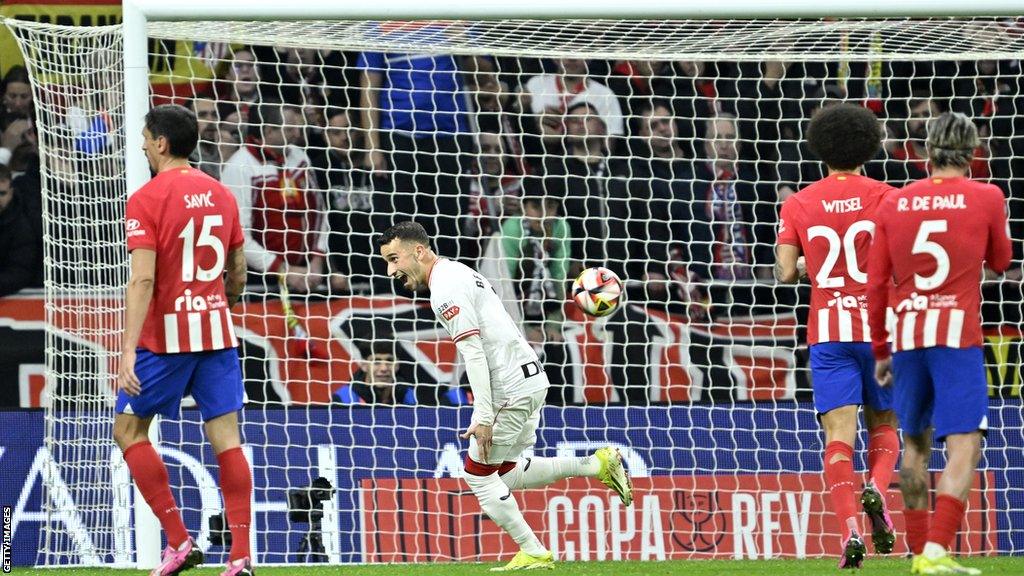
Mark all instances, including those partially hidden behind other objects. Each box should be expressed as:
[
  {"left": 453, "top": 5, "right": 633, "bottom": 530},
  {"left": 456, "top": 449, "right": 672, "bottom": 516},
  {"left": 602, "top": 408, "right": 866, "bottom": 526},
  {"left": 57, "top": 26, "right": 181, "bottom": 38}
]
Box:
[
  {"left": 905, "top": 509, "right": 930, "bottom": 555},
  {"left": 928, "top": 494, "right": 966, "bottom": 551},
  {"left": 217, "top": 447, "right": 254, "bottom": 562},
  {"left": 123, "top": 440, "right": 252, "bottom": 560},
  {"left": 123, "top": 441, "right": 189, "bottom": 548},
  {"left": 824, "top": 441, "right": 858, "bottom": 538},
  {"left": 867, "top": 425, "right": 900, "bottom": 490}
]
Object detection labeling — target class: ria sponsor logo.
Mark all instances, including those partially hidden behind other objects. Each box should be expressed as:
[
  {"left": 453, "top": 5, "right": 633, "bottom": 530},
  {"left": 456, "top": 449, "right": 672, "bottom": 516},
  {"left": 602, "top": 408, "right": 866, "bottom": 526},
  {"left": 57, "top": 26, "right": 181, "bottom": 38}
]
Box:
[{"left": 174, "top": 289, "right": 209, "bottom": 312}]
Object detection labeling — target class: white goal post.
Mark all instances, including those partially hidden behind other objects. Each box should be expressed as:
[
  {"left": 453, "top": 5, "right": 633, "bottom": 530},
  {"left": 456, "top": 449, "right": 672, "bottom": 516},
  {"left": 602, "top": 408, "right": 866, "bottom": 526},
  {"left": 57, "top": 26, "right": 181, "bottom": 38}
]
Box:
[{"left": 4, "top": 0, "right": 1024, "bottom": 569}]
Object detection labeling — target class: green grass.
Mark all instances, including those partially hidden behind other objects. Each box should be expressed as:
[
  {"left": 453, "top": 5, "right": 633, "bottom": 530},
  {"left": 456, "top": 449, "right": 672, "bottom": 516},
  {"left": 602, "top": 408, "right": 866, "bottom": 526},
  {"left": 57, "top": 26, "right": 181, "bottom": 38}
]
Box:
[{"left": 9, "top": 557, "right": 1024, "bottom": 576}]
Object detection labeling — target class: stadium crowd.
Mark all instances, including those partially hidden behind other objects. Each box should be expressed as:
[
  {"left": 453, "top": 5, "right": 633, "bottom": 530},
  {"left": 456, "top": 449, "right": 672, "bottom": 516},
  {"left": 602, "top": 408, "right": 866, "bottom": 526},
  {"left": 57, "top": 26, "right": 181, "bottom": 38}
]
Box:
[{"left": 2, "top": 47, "right": 1023, "bottom": 405}]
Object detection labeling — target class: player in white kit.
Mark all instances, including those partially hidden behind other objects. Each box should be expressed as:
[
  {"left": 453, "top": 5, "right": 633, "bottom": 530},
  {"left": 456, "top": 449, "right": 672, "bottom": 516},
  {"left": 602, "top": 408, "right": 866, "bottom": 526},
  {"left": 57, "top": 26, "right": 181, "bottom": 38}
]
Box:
[{"left": 377, "top": 222, "right": 633, "bottom": 571}]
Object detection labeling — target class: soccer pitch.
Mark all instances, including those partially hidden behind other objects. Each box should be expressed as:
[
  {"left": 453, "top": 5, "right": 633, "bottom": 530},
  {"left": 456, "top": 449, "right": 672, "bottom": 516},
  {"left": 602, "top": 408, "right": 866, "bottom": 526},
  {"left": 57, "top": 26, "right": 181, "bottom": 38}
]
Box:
[{"left": 8, "top": 558, "right": 1024, "bottom": 576}]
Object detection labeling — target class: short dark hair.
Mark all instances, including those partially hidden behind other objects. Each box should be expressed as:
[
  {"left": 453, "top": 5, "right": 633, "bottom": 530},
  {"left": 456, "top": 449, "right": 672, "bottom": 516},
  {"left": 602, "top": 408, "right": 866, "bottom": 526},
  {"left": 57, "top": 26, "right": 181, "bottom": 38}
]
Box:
[
  {"left": 376, "top": 221, "right": 430, "bottom": 248},
  {"left": 0, "top": 164, "right": 11, "bottom": 183},
  {"left": 144, "top": 104, "right": 198, "bottom": 158},
  {"left": 366, "top": 341, "right": 396, "bottom": 360},
  {"left": 247, "top": 100, "right": 285, "bottom": 140},
  {"left": 806, "top": 103, "right": 883, "bottom": 170}
]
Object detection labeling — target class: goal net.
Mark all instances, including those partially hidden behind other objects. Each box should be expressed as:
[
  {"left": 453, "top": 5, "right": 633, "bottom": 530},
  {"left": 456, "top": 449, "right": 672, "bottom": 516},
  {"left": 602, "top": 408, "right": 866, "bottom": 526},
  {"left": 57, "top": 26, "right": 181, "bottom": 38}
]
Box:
[{"left": 6, "top": 12, "right": 1024, "bottom": 567}]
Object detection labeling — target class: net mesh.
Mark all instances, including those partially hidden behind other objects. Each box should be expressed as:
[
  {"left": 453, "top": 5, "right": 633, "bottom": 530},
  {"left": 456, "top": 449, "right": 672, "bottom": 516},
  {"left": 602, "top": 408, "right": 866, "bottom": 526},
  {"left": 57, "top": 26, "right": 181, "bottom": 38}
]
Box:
[
  {"left": 5, "top": 14, "right": 1024, "bottom": 567},
  {"left": 5, "top": 20, "right": 128, "bottom": 566}
]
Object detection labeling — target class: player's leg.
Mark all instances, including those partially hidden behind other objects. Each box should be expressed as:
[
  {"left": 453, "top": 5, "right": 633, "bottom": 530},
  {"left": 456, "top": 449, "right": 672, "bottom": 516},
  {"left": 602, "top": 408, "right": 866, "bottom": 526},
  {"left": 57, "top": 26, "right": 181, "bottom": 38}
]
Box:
[
  {"left": 918, "top": 347, "right": 987, "bottom": 575},
  {"left": 191, "top": 348, "right": 253, "bottom": 576},
  {"left": 891, "top": 349, "right": 939, "bottom": 574},
  {"left": 863, "top": 406, "right": 900, "bottom": 491},
  {"left": 495, "top": 407, "right": 632, "bottom": 506},
  {"left": 114, "top": 350, "right": 202, "bottom": 575},
  {"left": 901, "top": 431, "right": 932, "bottom": 574},
  {"left": 463, "top": 390, "right": 552, "bottom": 570},
  {"left": 860, "top": 406, "right": 899, "bottom": 555},
  {"left": 860, "top": 343, "right": 900, "bottom": 555},
  {"left": 809, "top": 343, "right": 866, "bottom": 568},
  {"left": 820, "top": 404, "right": 865, "bottom": 568}
]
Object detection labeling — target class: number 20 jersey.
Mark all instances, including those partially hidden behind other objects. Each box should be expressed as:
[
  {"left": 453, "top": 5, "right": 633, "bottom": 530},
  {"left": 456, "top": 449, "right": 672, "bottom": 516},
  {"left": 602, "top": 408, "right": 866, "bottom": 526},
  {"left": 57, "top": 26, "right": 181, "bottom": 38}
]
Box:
[
  {"left": 777, "top": 173, "right": 894, "bottom": 345},
  {"left": 125, "top": 167, "right": 245, "bottom": 354}
]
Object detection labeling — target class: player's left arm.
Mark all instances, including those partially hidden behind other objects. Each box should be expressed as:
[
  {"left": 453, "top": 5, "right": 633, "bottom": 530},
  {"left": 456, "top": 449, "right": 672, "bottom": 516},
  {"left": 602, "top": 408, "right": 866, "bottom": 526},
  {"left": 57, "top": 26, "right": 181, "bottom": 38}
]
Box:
[
  {"left": 985, "top": 189, "right": 1013, "bottom": 275},
  {"left": 866, "top": 211, "right": 895, "bottom": 384},
  {"left": 225, "top": 247, "right": 247, "bottom": 307},
  {"left": 119, "top": 248, "right": 156, "bottom": 396}
]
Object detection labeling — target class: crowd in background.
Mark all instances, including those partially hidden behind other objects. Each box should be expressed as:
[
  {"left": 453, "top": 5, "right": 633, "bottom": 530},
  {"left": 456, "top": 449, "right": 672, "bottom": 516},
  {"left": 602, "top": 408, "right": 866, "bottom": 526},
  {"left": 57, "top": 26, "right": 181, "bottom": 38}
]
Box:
[{"left": 2, "top": 43, "right": 1023, "bottom": 405}]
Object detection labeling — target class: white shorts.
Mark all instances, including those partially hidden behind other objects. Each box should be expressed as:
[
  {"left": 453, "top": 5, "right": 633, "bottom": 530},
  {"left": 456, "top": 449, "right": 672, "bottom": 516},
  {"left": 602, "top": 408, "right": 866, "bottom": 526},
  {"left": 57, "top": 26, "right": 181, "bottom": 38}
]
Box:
[{"left": 468, "top": 388, "right": 547, "bottom": 465}]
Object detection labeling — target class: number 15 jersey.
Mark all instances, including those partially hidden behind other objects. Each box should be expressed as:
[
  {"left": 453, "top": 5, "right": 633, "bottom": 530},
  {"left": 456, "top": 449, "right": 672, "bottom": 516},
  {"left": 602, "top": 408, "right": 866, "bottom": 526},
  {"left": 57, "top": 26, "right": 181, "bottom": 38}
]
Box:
[
  {"left": 125, "top": 166, "right": 244, "bottom": 354},
  {"left": 777, "top": 173, "right": 894, "bottom": 345}
]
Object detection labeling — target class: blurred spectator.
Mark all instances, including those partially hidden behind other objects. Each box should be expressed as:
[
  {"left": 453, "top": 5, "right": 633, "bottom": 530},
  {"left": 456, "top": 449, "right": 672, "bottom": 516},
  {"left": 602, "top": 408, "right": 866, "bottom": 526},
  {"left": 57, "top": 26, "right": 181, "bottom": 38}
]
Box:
[
  {"left": 693, "top": 114, "right": 761, "bottom": 282},
  {"left": 0, "top": 165, "right": 41, "bottom": 297},
  {"left": 523, "top": 58, "right": 624, "bottom": 161},
  {"left": 253, "top": 47, "right": 355, "bottom": 110},
  {"left": 188, "top": 96, "right": 240, "bottom": 179},
  {"left": 885, "top": 96, "right": 991, "bottom": 183},
  {"left": 609, "top": 60, "right": 724, "bottom": 146},
  {"left": 209, "top": 47, "right": 260, "bottom": 128},
  {"left": 1, "top": 65, "right": 34, "bottom": 167},
  {"left": 220, "top": 100, "right": 326, "bottom": 293},
  {"left": 542, "top": 100, "right": 620, "bottom": 272},
  {"left": 500, "top": 188, "right": 570, "bottom": 341},
  {"left": 499, "top": 184, "right": 572, "bottom": 403},
  {"left": 310, "top": 108, "right": 384, "bottom": 294},
  {"left": 462, "top": 130, "right": 522, "bottom": 262},
  {"left": 609, "top": 100, "right": 703, "bottom": 306},
  {"left": 333, "top": 342, "right": 469, "bottom": 405},
  {"left": 1, "top": 66, "right": 32, "bottom": 119},
  {"left": 357, "top": 44, "right": 484, "bottom": 258}
]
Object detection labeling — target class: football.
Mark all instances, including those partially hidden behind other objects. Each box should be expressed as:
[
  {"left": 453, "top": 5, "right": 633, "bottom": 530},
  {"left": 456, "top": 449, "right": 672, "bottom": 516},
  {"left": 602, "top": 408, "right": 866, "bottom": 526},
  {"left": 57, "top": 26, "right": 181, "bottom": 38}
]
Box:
[{"left": 571, "top": 266, "right": 623, "bottom": 317}]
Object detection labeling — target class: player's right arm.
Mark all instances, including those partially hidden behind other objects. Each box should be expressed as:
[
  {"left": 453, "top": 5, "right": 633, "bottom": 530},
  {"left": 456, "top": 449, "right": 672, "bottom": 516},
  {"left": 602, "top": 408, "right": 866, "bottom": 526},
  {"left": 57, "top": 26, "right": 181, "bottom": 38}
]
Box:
[
  {"left": 774, "top": 197, "right": 803, "bottom": 283},
  {"left": 120, "top": 194, "right": 159, "bottom": 395}
]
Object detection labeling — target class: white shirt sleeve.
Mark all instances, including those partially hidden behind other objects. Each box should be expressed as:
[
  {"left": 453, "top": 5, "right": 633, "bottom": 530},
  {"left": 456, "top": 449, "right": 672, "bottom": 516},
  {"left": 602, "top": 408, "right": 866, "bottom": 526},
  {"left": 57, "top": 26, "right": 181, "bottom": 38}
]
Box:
[
  {"left": 432, "top": 274, "right": 494, "bottom": 423},
  {"left": 220, "top": 153, "right": 281, "bottom": 273},
  {"left": 432, "top": 278, "right": 482, "bottom": 343}
]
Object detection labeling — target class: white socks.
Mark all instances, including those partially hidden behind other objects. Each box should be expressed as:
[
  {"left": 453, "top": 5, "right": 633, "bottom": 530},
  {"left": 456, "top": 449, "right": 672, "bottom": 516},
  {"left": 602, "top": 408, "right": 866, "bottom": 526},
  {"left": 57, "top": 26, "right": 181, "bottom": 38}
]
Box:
[
  {"left": 922, "top": 542, "right": 948, "bottom": 560},
  {"left": 464, "top": 471, "right": 547, "bottom": 556},
  {"left": 499, "top": 455, "right": 601, "bottom": 491}
]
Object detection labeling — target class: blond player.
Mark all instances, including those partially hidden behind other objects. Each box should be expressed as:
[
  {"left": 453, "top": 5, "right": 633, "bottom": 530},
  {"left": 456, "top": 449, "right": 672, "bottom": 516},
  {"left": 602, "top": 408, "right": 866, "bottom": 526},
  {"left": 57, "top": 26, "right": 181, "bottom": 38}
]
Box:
[{"left": 377, "top": 221, "right": 632, "bottom": 571}]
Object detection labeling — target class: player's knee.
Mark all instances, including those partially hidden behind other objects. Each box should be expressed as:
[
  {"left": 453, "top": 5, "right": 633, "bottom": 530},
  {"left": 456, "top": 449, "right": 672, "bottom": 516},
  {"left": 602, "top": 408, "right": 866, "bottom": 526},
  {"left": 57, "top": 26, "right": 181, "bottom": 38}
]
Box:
[
  {"left": 113, "top": 417, "right": 147, "bottom": 450},
  {"left": 463, "top": 454, "right": 500, "bottom": 477}
]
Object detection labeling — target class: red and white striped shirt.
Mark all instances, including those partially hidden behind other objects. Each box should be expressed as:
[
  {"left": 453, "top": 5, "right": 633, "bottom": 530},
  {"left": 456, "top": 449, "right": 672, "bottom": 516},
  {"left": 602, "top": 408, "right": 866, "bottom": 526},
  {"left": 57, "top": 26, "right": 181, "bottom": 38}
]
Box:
[
  {"left": 126, "top": 167, "right": 244, "bottom": 354},
  {"left": 867, "top": 176, "right": 1012, "bottom": 358},
  {"left": 777, "top": 173, "right": 893, "bottom": 345}
]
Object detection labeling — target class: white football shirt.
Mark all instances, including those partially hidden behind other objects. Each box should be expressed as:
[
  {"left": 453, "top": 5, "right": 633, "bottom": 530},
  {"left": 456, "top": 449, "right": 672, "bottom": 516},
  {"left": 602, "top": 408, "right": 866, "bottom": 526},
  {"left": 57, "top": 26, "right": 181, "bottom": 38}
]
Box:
[{"left": 428, "top": 258, "right": 548, "bottom": 401}]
